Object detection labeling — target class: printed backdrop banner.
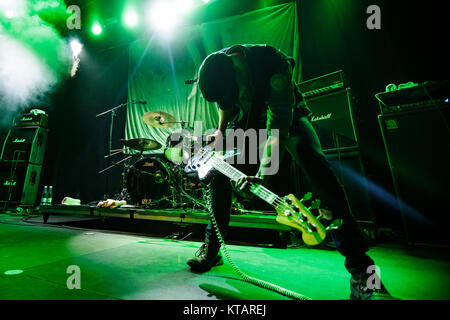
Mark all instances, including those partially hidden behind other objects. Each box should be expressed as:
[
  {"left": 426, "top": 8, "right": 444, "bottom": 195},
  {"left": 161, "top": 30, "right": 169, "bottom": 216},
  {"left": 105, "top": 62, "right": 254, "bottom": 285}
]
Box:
[{"left": 125, "top": 2, "right": 301, "bottom": 154}]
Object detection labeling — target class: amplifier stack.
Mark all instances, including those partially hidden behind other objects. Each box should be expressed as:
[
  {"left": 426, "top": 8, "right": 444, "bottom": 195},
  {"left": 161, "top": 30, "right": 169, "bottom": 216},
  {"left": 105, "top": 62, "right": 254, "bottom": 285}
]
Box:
[
  {"left": 0, "top": 112, "right": 48, "bottom": 207},
  {"left": 377, "top": 81, "right": 450, "bottom": 245},
  {"left": 299, "top": 70, "right": 359, "bottom": 152},
  {"left": 297, "top": 71, "right": 374, "bottom": 223}
]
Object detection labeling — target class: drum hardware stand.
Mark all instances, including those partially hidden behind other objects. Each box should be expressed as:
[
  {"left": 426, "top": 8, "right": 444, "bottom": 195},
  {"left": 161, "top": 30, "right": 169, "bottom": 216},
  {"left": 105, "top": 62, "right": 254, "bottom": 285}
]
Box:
[
  {"left": 104, "top": 149, "right": 124, "bottom": 159},
  {"left": 163, "top": 120, "right": 186, "bottom": 127},
  {"left": 96, "top": 101, "right": 146, "bottom": 196},
  {"left": 98, "top": 154, "right": 133, "bottom": 174},
  {"left": 115, "top": 155, "right": 133, "bottom": 202}
]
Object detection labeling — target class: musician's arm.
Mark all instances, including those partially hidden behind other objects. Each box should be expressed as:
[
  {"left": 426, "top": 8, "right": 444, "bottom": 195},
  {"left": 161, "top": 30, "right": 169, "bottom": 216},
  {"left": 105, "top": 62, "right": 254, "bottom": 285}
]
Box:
[
  {"left": 217, "top": 106, "right": 234, "bottom": 133},
  {"left": 257, "top": 72, "right": 295, "bottom": 181},
  {"left": 206, "top": 105, "right": 234, "bottom": 148}
]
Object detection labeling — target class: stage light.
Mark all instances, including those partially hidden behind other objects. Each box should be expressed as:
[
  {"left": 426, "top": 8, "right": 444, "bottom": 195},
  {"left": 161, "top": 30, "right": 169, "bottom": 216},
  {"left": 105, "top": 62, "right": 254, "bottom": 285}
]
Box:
[
  {"left": 91, "top": 22, "right": 103, "bottom": 35},
  {"left": 69, "top": 38, "right": 82, "bottom": 77},
  {"left": 4, "top": 9, "right": 14, "bottom": 18},
  {"left": 176, "top": 0, "right": 194, "bottom": 13},
  {"left": 69, "top": 39, "right": 83, "bottom": 57},
  {"left": 148, "top": 1, "right": 179, "bottom": 36},
  {"left": 123, "top": 8, "right": 139, "bottom": 28}
]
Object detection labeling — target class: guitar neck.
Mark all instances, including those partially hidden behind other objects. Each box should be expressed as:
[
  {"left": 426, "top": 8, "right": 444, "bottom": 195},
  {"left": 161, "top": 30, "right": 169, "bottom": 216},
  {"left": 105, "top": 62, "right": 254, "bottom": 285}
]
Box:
[{"left": 210, "top": 155, "right": 281, "bottom": 206}]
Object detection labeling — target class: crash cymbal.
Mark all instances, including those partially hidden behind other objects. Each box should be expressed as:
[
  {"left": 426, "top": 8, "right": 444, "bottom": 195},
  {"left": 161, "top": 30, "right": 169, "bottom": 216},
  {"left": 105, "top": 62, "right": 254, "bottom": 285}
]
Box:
[
  {"left": 142, "top": 111, "right": 177, "bottom": 129},
  {"left": 122, "top": 138, "right": 161, "bottom": 151}
]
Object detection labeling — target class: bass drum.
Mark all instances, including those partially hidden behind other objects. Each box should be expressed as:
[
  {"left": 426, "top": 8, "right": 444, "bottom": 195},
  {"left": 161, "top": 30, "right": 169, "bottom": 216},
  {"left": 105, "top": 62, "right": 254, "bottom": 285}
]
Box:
[{"left": 126, "top": 157, "right": 173, "bottom": 207}]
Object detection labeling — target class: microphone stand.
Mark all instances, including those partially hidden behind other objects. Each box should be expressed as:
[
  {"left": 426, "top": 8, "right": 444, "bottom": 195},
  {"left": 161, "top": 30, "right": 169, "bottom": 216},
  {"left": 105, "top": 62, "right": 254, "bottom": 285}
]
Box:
[
  {"left": 96, "top": 103, "right": 127, "bottom": 156},
  {"left": 96, "top": 101, "right": 143, "bottom": 198}
]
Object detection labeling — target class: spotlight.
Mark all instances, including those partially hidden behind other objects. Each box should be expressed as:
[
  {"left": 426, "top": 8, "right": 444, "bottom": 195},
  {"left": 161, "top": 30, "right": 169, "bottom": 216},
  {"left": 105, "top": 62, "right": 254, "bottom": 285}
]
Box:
[
  {"left": 148, "top": 1, "right": 179, "bottom": 36},
  {"left": 69, "top": 39, "right": 83, "bottom": 57},
  {"left": 91, "top": 22, "right": 103, "bottom": 35},
  {"left": 176, "top": 0, "right": 194, "bottom": 14},
  {"left": 69, "top": 38, "right": 82, "bottom": 77},
  {"left": 5, "top": 9, "right": 14, "bottom": 18},
  {"left": 123, "top": 8, "right": 139, "bottom": 28}
]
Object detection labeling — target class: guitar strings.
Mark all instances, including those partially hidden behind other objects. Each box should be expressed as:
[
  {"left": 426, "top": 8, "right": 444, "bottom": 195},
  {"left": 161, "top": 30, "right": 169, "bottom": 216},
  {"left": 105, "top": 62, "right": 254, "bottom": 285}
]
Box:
[
  {"left": 209, "top": 156, "right": 285, "bottom": 205},
  {"left": 208, "top": 154, "right": 319, "bottom": 229},
  {"left": 209, "top": 156, "right": 291, "bottom": 211}
]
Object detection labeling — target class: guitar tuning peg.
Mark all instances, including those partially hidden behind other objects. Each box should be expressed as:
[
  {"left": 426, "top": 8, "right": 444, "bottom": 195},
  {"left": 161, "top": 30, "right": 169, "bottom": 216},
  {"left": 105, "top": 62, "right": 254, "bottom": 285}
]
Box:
[
  {"left": 301, "top": 192, "right": 312, "bottom": 202},
  {"left": 284, "top": 196, "right": 293, "bottom": 204},
  {"left": 311, "top": 199, "right": 321, "bottom": 210}
]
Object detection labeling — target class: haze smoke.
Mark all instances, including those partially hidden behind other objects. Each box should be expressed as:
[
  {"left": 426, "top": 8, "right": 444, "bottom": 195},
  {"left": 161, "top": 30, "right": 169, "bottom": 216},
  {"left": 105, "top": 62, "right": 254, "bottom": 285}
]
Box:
[{"left": 0, "top": 0, "right": 72, "bottom": 125}]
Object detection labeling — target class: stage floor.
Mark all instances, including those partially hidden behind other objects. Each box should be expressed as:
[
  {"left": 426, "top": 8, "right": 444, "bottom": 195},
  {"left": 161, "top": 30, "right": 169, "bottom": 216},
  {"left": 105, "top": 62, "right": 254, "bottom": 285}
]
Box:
[{"left": 0, "top": 213, "right": 449, "bottom": 300}]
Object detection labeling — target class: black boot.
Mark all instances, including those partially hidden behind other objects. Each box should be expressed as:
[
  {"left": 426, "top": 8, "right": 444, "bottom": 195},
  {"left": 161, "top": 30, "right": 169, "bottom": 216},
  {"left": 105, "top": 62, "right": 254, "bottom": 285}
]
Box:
[
  {"left": 350, "top": 271, "right": 398, "bottom": 300},
  {"left": 186, "top": 242, "right": 223, "bottom": 272}
]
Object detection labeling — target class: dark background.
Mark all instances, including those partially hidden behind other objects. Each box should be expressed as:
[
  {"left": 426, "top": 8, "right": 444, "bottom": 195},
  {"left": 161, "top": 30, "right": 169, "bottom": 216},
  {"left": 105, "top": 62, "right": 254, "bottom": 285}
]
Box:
[{"left": 1, "top": 0, "right": 448, "bottom": 230}]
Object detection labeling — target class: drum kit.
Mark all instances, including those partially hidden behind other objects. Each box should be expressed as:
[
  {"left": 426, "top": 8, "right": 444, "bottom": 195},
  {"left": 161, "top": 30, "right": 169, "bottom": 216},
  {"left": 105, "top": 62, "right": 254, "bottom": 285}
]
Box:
[{"left": 98, "top": 110, "right": 208, "bottom": 210}]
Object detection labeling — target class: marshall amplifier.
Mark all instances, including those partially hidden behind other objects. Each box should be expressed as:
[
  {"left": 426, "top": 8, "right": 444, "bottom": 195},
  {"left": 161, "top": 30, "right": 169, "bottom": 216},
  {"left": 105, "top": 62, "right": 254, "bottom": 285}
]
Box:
[
  {"left": 1, "top": 126, "right": 48, "bottom": 165},
  {"left": 14, "top": 112, "right": 49, "bottom": 128},
  {"left": 298, "top": 70, "right": 347, "bottom": 98},
  {"left": 303, "top": 88, "right": 359, "bottom": 152},
  {"left": 0, "top": 161, "right": 42, "bottom": 205}
]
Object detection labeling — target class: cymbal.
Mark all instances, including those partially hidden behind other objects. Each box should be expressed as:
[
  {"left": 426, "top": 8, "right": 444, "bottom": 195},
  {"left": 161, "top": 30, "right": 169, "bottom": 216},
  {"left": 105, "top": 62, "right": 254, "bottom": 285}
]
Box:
[
  {"left": 122, "top": 138, "right": 161, "bottom": 151},
  {"left": 142, "top": 111, "right": 177, "bottom": 129}
]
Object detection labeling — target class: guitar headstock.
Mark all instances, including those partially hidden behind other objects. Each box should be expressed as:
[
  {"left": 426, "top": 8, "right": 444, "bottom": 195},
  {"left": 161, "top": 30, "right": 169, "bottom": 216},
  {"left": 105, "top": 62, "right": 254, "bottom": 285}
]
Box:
[{"left": 275, "top": 193, "right": 327, "bottom": 246}]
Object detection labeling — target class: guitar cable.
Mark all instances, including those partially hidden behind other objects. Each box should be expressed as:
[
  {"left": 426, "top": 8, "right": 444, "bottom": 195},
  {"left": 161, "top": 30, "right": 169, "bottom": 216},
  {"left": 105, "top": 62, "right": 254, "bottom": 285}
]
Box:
[{"left": 206, "top": 187, "right": 312, "bottom": 301}]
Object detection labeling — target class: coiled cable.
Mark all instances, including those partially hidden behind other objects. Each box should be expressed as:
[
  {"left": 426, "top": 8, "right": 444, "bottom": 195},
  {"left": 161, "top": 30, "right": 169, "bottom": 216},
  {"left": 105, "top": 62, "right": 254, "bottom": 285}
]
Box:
[{"left": 206, "top": 184, "right": 312, "bottom": 300}]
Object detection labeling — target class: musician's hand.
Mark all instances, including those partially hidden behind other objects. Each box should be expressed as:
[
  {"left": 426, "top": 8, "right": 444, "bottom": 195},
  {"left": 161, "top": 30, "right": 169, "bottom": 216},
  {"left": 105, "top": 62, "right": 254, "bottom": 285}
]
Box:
[
  {"left": 318, "top": 208, "right": 334, "bottom": 221},
  {"left": 233, "top": 176, "right": 263, "bottom": 197},
  {"left": 204, "top": 130, "right": 223, "bottom": 149}
]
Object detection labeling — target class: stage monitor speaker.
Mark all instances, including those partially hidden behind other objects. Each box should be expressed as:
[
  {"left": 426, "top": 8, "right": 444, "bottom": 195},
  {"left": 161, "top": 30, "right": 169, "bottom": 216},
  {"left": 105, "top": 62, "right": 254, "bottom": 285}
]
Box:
[
  {"left": 0, "top": 126, "right": 48, "bottom": 165},
  {"left": 298, "top": 150, "right": 374, "bottom": 223},
  {"left": 304, "top": 88, "right": 358, "bottom": 152},
  {"left": 0, "top": 161, "right": 42, "bottom": 205},
  {"left": 378, "top": 105, "right": 450, "bottom": 245}
]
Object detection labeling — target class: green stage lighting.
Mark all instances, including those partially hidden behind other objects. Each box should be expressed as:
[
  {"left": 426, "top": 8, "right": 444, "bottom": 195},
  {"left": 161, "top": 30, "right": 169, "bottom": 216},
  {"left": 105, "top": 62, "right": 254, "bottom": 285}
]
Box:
[
  {"left": 148, "top": 1, "right": 179, "bottom": 36},
  {"left": 124, "top": 8, "right": 139, "bottom": 28},
  {"left": 5, "top": 10, "right": 14, "bottom": 18},
  {"left": 176, "top": 0, "right": 194, "bottom": 13},
  {"left": 69, "top": 38, "right": 83, "bottom": 57},
  {"left": 91, "top": 22, "right": 103, "bottom": 35}
]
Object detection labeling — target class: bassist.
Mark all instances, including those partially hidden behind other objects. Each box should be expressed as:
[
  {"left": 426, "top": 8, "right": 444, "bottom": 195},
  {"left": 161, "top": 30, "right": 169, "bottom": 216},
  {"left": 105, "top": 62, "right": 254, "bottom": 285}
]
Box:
[{"left": 187, "top": 44, "right": 393, "bottom": 300}]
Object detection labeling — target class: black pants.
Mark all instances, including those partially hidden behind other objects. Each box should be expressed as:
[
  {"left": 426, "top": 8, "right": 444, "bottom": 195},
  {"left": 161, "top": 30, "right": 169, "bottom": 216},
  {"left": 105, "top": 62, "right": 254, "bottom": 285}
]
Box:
[{"left": 205, "top": 110, "right": 374, "bottom": 275}]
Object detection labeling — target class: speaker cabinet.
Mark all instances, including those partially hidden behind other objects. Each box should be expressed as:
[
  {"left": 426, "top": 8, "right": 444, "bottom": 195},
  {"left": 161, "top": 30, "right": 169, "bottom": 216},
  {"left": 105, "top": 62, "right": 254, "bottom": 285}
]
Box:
[
  {"left": 304, "top": 88, "right": 358, "bottom": 152},
  {"left": 0, "top": 161, "right": 42, "bottom": 205},
  {"left": 378, "top": 105, "right": 450, "bottom": 245},
  {"left": 0, "top": 126, "right": 48, "bottom": 164}
]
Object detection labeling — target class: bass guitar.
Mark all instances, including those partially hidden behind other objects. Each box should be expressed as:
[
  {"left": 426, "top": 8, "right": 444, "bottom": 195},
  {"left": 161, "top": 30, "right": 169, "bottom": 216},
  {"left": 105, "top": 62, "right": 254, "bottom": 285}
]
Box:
[{"left": 185, "top": 146, "right": 330, "bottom": 246}]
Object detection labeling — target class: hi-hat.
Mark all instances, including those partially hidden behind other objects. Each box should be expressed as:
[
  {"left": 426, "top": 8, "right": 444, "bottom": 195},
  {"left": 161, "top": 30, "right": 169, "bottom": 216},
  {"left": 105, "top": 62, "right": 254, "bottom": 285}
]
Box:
[
  {"left": 142, "top": 111, "right": 177, "bottom": 129},
  {"left": 121, "top": 138, "right": 161, "bottom": 151}
]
